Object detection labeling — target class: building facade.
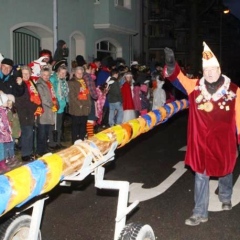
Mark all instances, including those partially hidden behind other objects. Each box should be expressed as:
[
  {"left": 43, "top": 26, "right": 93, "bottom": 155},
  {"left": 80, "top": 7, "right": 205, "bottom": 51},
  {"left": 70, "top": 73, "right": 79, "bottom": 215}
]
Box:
[
  {"left": 143, "top": 0, "right": 240, "bottom": 80},
  {"left": 0, "top": 0, "right": 142, "bottom": 67}
]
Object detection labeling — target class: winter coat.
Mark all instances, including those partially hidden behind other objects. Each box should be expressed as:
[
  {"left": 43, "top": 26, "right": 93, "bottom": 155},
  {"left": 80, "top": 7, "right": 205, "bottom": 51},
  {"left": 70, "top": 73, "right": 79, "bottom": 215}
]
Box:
[
  {"left": 36, "top": 78, "right": 55, "bottom": 125},
  {"left": 15, "top": 81, "right": 39, "bottom": 126},
  {"left": 0, "top": 71, "right": 25, "bottom": 97},
  {"left": 0, "top": 107, "right": 12, "bottom": 143},
  {"left": 68, "top": 77, "right": 91, "bottom": 116},
  {"left": 108, "top": 77, "right": 122, "bottom": 103},
  {"left": 50, "top": 73, "right": 69, "bottom": 114},
  {"left": 152, "top": 80, "right": 166, "bottom": 109},
  {"left": 133, "top": 86, "right": 142, "bottom": 112},
  {"left": 7, "top": 110, "right": 20, "bottom": 139},
  {"left": 53, "top": 40, "right": 69, "bottom": 62}
]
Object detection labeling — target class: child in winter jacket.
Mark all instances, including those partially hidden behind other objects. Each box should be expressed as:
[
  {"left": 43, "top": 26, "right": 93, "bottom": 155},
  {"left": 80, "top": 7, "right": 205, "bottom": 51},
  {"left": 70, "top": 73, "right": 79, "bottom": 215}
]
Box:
[
  {"left": 0, "top": 93, "right": 13, "bottom": 173},
  {"left": 5, "top": 94, "right": 21, "bottom": 168},
  {"left": 152, "top": 78, "right": 166, "bottom": 110}
]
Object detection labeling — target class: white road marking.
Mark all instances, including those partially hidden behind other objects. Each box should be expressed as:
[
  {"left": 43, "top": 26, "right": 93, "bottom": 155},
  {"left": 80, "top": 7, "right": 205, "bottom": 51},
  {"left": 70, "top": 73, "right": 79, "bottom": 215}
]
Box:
[
  {"left": 179, "top": 145, "right": 187, "bottom": 151},
  {"left": 129, "top": 145, "right": 240, "bottom": 212},
  {"left": 129, "top": 161, "right": 187, "bottom": 203}
]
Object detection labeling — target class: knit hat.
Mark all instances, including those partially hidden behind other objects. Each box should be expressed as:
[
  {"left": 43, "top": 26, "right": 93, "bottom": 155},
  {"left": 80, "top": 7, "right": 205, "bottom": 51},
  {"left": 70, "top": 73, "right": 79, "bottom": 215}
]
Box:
[
  {"left": 76, "top": 55, "right": 86, "bottom": 67},
  {"left": 7, "top": 94, "right": 15, "bottom": 103},
  {"left": 1, "top": 58, "right": 14, "bottom": 67},
  {"left": 202, "top": 42, "right": 220, "bottom": 69},
  {"left": 0, "top": 93, "right": 9, "bottom": 106},
  {"left": 130, "top": 61, "right": 139, "bottom": 67}
]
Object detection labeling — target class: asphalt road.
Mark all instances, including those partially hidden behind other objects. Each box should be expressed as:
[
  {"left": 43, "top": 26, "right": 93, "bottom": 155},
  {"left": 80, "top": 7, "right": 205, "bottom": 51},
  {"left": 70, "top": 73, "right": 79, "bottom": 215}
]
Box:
[{"left": 39, "top": 110, "right": 240, "bottom": 240}]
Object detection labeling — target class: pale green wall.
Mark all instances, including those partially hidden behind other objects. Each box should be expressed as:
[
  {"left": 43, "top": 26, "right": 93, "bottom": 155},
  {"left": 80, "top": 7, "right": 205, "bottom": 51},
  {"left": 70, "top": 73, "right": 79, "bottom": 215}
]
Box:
[{"left": 0, "top": 0, "right": 140, "bottom": 65}]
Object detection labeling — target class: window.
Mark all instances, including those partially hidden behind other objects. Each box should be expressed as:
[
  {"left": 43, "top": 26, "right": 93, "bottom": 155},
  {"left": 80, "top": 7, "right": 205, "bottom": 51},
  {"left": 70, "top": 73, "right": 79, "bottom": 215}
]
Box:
[
  {"left": 96, "top": 41, "right": 117, "bottom": 60},
  {"left": 115, "top": 0, "right": 131, "bottom": 9}
]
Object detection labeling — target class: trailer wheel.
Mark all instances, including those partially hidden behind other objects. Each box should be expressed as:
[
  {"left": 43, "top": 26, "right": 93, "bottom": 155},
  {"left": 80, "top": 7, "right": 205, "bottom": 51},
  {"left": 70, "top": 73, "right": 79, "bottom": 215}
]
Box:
[
  {"left": 118, "top": 223, "right": 155, "bottom": 240},
  {"left": 0, "top": 214, "right": 41, "bottom": 240}
]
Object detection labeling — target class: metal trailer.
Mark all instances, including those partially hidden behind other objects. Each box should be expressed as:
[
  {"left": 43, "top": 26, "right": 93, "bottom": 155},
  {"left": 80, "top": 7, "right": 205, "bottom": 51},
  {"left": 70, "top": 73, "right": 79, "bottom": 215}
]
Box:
[{"left": 0, "top": 141, "right": 155, "bottom": 240}]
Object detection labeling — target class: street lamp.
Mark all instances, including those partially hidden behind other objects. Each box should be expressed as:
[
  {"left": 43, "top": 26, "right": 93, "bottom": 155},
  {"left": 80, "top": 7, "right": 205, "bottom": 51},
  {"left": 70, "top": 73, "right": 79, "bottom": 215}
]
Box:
[{"left": 219, "top": 8, "right": 230, "bottom": 63}]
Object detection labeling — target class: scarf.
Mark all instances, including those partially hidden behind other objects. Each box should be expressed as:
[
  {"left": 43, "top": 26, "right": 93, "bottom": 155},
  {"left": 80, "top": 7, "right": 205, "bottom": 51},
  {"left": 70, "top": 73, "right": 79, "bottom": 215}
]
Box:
[
  {"left": 25, "top": 80, "right": 42, "bottom": 105},
  {"left": 25, "top": 80, "right": 44, "bottom": 116},
  {"left": 77, "top": 79, "right": 89, "bottom": 100},
  {"left": 57, "top": 78, "right": 69, "bottom": 101},
  {"left": 46, "top": 80, "right": 58, "bottom": 105}
]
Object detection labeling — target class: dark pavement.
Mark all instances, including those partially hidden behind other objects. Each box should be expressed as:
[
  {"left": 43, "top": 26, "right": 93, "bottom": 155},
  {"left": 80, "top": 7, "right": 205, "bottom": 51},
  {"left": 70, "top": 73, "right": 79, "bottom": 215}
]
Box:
[{"left": 40, "top": 111, "right": 240, "bottom": 240}]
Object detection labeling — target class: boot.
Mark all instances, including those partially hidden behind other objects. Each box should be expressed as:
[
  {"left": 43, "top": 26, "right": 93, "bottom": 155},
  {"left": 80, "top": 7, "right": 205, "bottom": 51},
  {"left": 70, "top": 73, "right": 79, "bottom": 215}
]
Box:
[
  {"left": 21, "top": 155, "right": 34, "bottom": 163},
  {"left": 0, "top": 160, "right": 10, "bottom": 174},
  {"left": 6, "top": 156, "right": 22, "bottom": 168}
]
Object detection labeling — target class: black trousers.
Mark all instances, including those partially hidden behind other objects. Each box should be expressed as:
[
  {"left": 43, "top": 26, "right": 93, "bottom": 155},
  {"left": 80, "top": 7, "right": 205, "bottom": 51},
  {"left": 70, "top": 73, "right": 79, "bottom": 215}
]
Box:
[{"left": 71, "top": 115, "right": 88, "bottom": 144}]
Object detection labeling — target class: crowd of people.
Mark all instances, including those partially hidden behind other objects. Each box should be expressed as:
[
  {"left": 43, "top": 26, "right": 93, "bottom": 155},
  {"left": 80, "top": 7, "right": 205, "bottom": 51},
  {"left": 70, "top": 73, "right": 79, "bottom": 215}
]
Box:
[{"left": 0, "top": 39, "right": 176, "bottom": 173}]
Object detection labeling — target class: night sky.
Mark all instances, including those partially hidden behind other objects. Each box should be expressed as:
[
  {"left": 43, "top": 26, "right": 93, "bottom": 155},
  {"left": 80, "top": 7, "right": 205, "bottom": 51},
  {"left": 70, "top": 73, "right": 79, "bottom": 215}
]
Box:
[{"left": 223, "top": 0, "right": 240, "bottom": 19}]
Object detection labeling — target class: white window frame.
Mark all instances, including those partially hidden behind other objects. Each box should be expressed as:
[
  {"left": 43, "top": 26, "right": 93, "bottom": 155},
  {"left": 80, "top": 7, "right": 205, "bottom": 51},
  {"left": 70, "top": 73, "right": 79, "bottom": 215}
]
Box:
[{"left": 115, "top": 0, "right": 131, "bottom": 9}]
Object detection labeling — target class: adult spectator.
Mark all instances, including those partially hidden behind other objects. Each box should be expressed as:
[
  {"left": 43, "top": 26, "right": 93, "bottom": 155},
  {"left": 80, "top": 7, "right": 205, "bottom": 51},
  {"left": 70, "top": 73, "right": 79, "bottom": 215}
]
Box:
[
  {"left": 96, "top": 56, "right": 114, "bottom": 127},
  {"left": 36, "top": 68, "right": 58, "bottom": 156},
  {"left": 28, "top": 55, "right": 50, "bottom": 82},
  {"left": 15, "top": 65, "right": 43, "bottom": 162},
  {"left": 49, "top": 65, "right": 69, "bottom": 149},
  {"left": 76, "top": 55, "right": 87, "bottom": 67},
  {"left": 52, "top": 40, "right": 69, "bottom": 66},
  {"left": 0, "top": 58, "right": 25, "bottom": 97},
  {"left": 107, "top": 69, "right": 123, "bottom": 126},
  {"left": 68, "top": 67, "right": 91, "bottom": 143},
  {"left": 84, "top": 63, "right": 98, "bottom": 137}
]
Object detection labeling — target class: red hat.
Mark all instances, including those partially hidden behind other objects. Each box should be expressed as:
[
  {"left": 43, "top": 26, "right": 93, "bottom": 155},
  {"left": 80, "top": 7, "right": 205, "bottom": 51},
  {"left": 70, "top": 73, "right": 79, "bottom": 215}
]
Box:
[
  {"left": 40, "top": 52, "right": 50, "bottom": 58},
  {"left": 89, "top": 63, "right": 98, "bottom": 69}
]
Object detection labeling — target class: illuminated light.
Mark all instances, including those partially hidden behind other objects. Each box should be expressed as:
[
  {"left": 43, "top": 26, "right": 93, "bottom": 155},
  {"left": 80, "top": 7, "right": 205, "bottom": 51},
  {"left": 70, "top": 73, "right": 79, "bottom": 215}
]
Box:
[{"left": 223, "top": 9, "right": 230, "bottom": 14}]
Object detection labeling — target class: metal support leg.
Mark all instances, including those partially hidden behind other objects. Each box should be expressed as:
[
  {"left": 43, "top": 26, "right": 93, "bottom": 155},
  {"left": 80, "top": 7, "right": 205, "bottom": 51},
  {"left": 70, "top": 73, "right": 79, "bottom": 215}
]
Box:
[
  {"left": 94, "top": 166, "right": 139, "bottom": 240},
  {"left": 27, "top": 198, "right": 46, "bottom": 240}
]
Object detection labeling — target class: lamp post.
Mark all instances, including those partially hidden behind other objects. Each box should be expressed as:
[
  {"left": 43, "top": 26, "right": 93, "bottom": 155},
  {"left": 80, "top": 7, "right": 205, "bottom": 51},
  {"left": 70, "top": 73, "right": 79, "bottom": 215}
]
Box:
[{"left": 219, "top": 9, "right": 230, "bottom": 64}]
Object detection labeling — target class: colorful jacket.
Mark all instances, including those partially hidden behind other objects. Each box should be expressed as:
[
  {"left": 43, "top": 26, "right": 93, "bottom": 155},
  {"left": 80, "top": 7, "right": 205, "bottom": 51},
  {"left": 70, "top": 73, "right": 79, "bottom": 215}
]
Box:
[
  {"left": 0, "top": 107, "right": 12, "bottom": 143},
  {"left": 50, "top": 73, "right": 69, "bottom": 114}
]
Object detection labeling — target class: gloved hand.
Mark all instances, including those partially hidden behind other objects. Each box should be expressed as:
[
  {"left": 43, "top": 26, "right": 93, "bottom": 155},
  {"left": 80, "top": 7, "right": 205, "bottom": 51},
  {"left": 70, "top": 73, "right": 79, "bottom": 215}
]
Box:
[
  {"left": 34, "top": 106, "right": 43, "bottom": 116},
  {"left": 52, "top": 105, "right": 58, "bottom": 112},
  {"left": 164, "top": 47, "right": 175, "bottom": 75}
]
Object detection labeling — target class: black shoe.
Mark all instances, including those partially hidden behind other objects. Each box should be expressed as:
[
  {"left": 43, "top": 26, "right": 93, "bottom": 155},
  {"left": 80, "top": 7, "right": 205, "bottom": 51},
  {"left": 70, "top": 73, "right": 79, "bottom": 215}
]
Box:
[
  {"left": 58, "top": 144, "right": 66, "bottom": 149},
  {"left": 222, "top": 202, "right": 232, "bottom": 210},
  {"left": 21, "top": 155, "right": 34, "bottom": 163}
]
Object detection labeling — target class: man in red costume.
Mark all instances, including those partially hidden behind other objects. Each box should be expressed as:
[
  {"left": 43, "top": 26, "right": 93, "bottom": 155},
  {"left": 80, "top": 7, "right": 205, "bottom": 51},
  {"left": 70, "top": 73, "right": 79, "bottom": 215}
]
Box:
[{"left": 164, "top": 42, "right": 240, "bottom": 226}]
